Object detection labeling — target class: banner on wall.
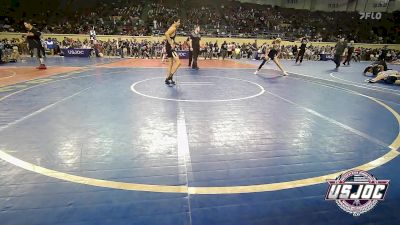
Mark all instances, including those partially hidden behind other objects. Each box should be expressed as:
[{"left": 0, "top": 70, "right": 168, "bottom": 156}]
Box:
[
  {"left": 61, "top": 48, "right": 92, "bottom": 57},
  {"left": 319, "top": 53, "right": 333, "bottom": 61},
  {"left": 176, "top": 50, "right": 189, "bottom": 59}
]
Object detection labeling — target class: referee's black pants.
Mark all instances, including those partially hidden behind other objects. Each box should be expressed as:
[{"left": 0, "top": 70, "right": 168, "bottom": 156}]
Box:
[
  {"left": 188, "top": 50, "right": 193, "bottom": 67},
  {"left": 333, "top": 54, "right": 342, "bottom": 68},
  {"left": 296, "top": 50, "right": 305, "bottom": 63},
  {"left": 192, "top": 48, "right": 199, "bottom": 69}
]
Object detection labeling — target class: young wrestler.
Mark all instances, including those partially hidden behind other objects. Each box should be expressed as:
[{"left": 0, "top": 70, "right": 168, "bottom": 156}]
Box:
[
  {"left": 254, "top": 38, "right": 288, "bottom": 75},
  {"left": 164, "top": 18, "right": 181, "bottom": 85},
  {"left": 363, "top": 60, "right": 388, "bottom": 76},
  {"left": 366, "top": 70, "right": 399, "bottom": 85}
]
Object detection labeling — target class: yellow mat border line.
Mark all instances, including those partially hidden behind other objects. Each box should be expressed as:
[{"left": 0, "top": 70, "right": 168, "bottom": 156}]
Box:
[{"left": 0, "top": 73, "right": 398, "bottom": 195}]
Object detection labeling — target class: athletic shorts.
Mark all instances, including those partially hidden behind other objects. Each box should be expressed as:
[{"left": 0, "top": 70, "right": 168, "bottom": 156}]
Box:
[
  {"left": 166, "top": 43, "right": 177, "bottom": 58},
  {"left": 268, "top": 49, "right": 278, "bottom": 60},
  {"left": 384, "top": 76, "right": 398, "bottom": 84}
]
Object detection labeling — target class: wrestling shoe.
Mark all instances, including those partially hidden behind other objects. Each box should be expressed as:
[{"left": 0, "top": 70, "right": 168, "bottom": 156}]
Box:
[{"left": 37, "top": 64, "right": 47, "bottom": 70}]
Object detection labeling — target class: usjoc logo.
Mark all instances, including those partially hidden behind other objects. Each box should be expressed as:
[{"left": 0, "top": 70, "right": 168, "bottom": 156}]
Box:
[
  {"left": 68, "top": 50, "right": 85, "bottom": 55},
  {"left": 325, "top": 170, "right": 389, "bottom": 216},
  {"left": 177, "top": 52, "right": 188, "bottom": 57}
]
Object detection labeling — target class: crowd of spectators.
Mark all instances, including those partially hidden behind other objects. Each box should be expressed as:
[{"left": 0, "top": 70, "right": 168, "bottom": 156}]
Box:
[
  {"left": 196, "top": 41, "right": 400, "bottom": 62},
  {"left": 1, "top": 36, "right": 399, "bottom": 64},
  {"left": 147, "top": 3, "right": 179, "bottom": 34},
  {"left": 1, "top": 0, "right": 149, "bottom": 36},
  {"left": 1, "top": 0, "right": 399, "bottom": 44}
]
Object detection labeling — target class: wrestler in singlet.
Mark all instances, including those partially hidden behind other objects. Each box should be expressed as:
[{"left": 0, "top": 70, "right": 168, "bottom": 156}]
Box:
[{"left": 164, "top": 18, "right": 181, "bottom": 86}]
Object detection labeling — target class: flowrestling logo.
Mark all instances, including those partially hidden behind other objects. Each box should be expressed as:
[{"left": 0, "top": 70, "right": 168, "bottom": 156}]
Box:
[
  {"left": 325, "top": 170, "right": 389, "bottom": 216},
  {"left": 359, "top": 12, "right": 382, "bottom": 20},
  {"left": 67, "top": 50, "right": 85, "bottom": 55}
]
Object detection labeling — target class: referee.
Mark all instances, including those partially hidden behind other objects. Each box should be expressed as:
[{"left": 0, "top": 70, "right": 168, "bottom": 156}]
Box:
[
  {"left": 295, "top": 38, "right": 307, "bottom": 64},
  {"left": 189, "top": 25, "right": 201, "bottom": 70},
  {"left": 187, "top": 37, "right": 192, "bottom": 67},
  {"left": 333, "top": 37, "right": 347, "bottom": 69},
  {"left": 24, "top": 22, "right": 46, "bottom": 69},
  {"left": 343, "top": 40, "right": 355, "bottom": 66}
]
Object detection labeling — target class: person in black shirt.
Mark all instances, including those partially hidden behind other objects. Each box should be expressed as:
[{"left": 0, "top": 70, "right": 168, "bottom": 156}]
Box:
[
  {"left": 295, "top": 38, "right": 307, "bottom": 64},
  {"left": 379, "top": 45, "right": 388, "bottom": 61},
  {"left": 292, "top": 45, "right": 298, "bottom": 60},
  {"left": 343, "top": 40, "right": 355, "bottom": 66},
  {"left": 221, "top": 41, "right": 227, "bottom": 60},
  {"left": 333, "top": 37, "right": 347, "bottom": 69},
  {"left": 24, "top": 22, "right": 46, "bottom": 69},
  {"left": 187, "top": 37, "right": 192, "bottom": 67},
  {"left": 189, "top": 25, "right": 201, "bottom": 69}
]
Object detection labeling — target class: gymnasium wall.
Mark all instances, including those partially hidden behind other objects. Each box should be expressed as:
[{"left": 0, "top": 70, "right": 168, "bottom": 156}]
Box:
[
  {"left": 239, "top": 0, "right": 280, "bottom": 6},
  {"left": 364, "top": 0, "right": 390, "bottom": 12},
  {"left": 311, "top": 0, "right": 349, "bottom": 12},
  {"left": 1, "top": 32, "right": 399, "bottom": 50},
  {"left": 388, "top": 0, "right": 400, "bottom": 12},
  {"left": 238, "top": 0, "right": 399, "bottom": 12},
  {"left": 356, "top": 0, "right": 369, "bottom": 11}
]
